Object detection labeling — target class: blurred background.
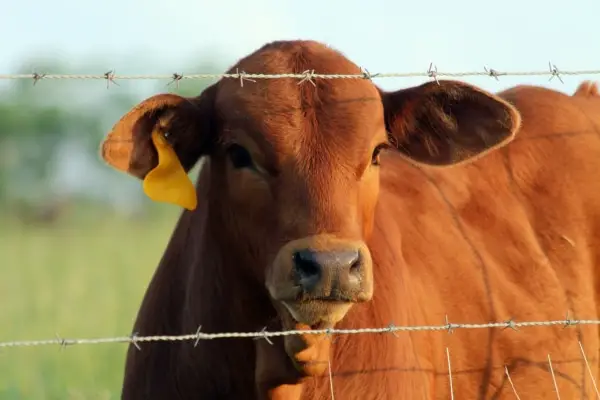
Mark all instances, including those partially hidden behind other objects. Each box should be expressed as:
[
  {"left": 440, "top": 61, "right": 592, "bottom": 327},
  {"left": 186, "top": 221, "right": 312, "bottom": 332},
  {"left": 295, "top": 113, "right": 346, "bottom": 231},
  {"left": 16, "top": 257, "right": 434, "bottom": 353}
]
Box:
[{"left": 1, "top": 0, "right": 599, "bottom": 398}]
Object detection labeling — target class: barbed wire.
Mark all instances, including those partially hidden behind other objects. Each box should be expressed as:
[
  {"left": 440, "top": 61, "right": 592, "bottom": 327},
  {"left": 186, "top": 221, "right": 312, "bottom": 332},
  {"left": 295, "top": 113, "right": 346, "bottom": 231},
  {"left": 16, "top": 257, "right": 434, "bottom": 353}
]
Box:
[
  {"left": 1, "top": 63, "right": 599, "bottom": 87},
  {"left": 1, "top": 316, "right": 597, "bottom": 350}
]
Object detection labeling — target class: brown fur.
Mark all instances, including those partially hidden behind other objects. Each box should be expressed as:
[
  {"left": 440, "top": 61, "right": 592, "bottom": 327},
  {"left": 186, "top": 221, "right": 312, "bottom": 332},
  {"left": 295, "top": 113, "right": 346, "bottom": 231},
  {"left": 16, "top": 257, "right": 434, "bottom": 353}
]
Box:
[
  {"left": 101, "top": 40, "right": 600, "bottom": 399},
  {"left": 574, "top": 80, "right": 599, "bottom": 97}
]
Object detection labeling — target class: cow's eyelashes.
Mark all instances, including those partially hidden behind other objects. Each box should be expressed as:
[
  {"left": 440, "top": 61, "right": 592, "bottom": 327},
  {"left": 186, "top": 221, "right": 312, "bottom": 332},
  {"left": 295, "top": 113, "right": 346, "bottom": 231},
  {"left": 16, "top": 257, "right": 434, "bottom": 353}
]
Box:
[
  {"left": 226, "top": 144, "right": 255, "bottom": 169},
  {"left": 371, "top": 143, "right": 390, "bottom": 166}
]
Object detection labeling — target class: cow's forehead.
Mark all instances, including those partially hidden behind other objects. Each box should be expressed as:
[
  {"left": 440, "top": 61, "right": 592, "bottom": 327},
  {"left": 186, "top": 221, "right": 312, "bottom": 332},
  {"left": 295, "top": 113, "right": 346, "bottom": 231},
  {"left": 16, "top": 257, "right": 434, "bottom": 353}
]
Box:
[{"left": 214, "top": 41, "right": 385, "bottom": 153}]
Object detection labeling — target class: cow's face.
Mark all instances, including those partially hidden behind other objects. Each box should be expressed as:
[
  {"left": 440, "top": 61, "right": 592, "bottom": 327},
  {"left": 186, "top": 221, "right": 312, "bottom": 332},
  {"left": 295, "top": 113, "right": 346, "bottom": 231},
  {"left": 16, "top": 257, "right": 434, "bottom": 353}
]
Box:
[
  {"left": 211, "top": 44, "right": 392, "bottom": 332},
  {"left": 101, "top": 40, "right": 520, "bottom": 370}
]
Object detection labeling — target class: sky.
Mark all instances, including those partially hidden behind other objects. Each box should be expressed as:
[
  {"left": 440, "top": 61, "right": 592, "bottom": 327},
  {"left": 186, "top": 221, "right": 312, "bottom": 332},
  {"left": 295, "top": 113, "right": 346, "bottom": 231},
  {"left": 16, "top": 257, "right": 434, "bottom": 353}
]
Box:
[
  {"left": 2, "top": 0, "right": 599, "bottom": 94},
  {"left": 1, "top": 0, "right": 600, "bottom": 210}
]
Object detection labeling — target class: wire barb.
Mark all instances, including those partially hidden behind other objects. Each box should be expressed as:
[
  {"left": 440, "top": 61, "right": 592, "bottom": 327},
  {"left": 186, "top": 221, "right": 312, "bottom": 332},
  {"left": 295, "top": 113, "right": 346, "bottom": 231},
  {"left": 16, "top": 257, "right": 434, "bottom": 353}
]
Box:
[
  {"left": 32, "top": 72, "right": 46, "bottom": 86},
  {"left": 103, "top": 70, "right": 118, "bottom": 89},
  {"left": 298, "top": 69, "right": 317, "bottom": 86},
  {"left": 503, "top": 318, "right": 519, "bottom": 331},
  {"left": 548, "top": 62, "right": 564, "bottom": 83},
  {"left": 130, "top": 332, "right": 141, "bottom": 351},
  {"left": 427, "top": 63, "right": 440, "bottom": 84},
  {"left": 563, "top": 310, "right": 576, "bottom": 329},
  {"left": 484, "top": 66, "right": 502, "bottom": 81},
  {"left": 235, "top": 68, "right": 256, "bottom": 87},
  {"left": 445, "top": 315, "right": 457, "bottom": 334},
  {"left": 252, "top": 327, "right": 274, "bottom": 345},
  {"left": 193, "top": 325, "right": 203, "bottom": 347},
  {"left": 168, "top": 73, "right": 184, "bottom": 89},
  {"left": 386, "top": 323, "right": 399, "bottom": 338},
  {"left": 55, "top": 333, "right": 71, "bottom": 351},
  {"left": 360, "top": 67, "right": 379, "bottom": 80},
  {"left": 325, "top": 327, "right": 341, "bottom": 344}
]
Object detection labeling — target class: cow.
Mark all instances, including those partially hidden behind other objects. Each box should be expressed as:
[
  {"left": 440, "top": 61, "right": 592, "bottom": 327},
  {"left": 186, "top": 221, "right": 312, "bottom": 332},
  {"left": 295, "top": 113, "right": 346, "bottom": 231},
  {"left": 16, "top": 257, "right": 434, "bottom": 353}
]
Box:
[{"left": 100, "top": 40, "right": 600, "bottom": 399}]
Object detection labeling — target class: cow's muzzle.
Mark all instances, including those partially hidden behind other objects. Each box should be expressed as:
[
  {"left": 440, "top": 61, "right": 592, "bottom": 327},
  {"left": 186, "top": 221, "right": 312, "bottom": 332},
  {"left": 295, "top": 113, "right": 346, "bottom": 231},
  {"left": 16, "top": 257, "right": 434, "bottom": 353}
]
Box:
[{"left": 266, "top": 234, "right": 374, "bottom": 328}]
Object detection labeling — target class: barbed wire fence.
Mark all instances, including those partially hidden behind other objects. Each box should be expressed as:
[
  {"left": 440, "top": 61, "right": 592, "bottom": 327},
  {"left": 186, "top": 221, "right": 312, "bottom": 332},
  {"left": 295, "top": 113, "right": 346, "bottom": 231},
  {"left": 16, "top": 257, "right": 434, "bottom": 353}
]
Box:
[
  {"left": 2, "top": 316, "right": 600, "bottom": 398},
  {"left": 1, "top": 316, "right": 600, "bottom": 349},
  {"left": 1, "top": 63, "right": 600, "bottom": 88},
  {"left": 4, "top": 61, "right": 600, "bottom": 398}
]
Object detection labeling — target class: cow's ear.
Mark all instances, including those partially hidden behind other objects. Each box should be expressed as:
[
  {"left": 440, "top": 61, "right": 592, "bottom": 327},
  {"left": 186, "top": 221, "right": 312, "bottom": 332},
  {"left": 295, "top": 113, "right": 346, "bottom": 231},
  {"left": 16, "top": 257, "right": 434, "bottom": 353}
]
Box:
[
  {"left": 380, "top": 80, "right": 521, "bottom": 167},
  {"left": 101, "top": 83, "right": 217, "bottom": 210}
]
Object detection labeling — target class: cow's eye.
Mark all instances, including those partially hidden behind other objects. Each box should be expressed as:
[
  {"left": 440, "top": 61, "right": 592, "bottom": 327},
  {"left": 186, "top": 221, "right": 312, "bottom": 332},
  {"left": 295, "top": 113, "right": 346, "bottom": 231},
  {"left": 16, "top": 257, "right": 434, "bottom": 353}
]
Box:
[
  {"left": 226, "top": 144, "right": 254, "bottom": 169},
  {"left": 371, "top": 143, "right": 389, "bottom": 166}
]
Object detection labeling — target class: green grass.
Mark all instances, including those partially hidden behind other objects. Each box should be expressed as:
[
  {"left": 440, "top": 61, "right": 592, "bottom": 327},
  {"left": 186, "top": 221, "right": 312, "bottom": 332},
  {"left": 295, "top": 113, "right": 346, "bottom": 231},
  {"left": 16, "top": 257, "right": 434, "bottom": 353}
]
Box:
[{"left": 0, "top": 206, "right": 180, "bottom": 399}]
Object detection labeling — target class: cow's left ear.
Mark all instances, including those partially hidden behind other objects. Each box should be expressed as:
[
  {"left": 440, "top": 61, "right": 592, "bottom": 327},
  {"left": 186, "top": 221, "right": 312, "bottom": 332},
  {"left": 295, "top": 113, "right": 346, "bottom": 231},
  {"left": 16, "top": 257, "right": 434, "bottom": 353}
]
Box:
[{"left": 380, "top": 80, "right": 521, "bottom": 167}]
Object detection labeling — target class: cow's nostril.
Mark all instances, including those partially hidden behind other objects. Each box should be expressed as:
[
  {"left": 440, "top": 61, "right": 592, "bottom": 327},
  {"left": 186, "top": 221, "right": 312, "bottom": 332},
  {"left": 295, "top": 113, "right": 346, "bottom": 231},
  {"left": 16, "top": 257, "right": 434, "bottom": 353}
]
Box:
[
  {"left": 349, "top": 254, "right": 362, "bottom": 275},
  {"left": 292, "top": 250, "right": 322, "bottom": 281}
]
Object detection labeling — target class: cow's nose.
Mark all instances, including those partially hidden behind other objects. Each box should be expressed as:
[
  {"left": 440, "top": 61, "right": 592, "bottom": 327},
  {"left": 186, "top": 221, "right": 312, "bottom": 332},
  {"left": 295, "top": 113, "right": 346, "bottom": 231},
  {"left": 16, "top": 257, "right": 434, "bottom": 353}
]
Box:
[{"left": 292, "top": 249, "right": 362, "bottom": 296}]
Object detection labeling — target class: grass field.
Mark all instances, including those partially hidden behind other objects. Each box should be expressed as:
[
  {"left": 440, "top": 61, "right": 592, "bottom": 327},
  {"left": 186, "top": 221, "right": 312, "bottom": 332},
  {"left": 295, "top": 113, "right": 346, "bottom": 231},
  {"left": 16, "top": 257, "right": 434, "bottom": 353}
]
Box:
[{"left": 0, "top": 206, "right": 180, "bottom": 399}]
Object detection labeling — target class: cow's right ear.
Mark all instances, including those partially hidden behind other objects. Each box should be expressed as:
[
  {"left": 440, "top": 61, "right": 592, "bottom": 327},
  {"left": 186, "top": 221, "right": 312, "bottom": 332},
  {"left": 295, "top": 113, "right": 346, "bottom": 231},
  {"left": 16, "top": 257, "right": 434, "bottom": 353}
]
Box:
[{"left": 101, "top": 84, "right": 217, "bottom": 211}]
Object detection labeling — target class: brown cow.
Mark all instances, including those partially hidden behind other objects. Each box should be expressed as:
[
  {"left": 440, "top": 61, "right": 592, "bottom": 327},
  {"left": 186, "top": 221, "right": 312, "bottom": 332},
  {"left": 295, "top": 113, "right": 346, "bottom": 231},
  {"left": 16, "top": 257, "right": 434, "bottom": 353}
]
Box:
[{"left": 101, "top": 40, "right": 600, "bottom": 399}]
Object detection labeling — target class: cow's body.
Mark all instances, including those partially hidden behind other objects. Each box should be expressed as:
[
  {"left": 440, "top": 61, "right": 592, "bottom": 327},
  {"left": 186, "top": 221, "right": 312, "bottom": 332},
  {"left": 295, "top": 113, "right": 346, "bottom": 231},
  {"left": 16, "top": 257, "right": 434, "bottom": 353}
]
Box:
[{"left": 101, "top": 40, "right": 600, "bottom": 399}]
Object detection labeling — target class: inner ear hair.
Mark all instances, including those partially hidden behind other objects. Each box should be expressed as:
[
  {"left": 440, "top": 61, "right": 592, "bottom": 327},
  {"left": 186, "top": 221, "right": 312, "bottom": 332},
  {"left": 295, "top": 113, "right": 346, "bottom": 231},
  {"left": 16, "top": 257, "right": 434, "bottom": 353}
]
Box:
[{"left": 155, "top": 97, "right": 216, "bottom": 173}]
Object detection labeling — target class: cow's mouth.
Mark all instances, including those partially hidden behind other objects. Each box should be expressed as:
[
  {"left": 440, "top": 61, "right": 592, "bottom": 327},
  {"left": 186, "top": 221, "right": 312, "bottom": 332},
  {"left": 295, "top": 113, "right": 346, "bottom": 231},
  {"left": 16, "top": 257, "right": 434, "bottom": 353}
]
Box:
[{"left": 280, "top": 299, "right": 354, "bottom": 329}]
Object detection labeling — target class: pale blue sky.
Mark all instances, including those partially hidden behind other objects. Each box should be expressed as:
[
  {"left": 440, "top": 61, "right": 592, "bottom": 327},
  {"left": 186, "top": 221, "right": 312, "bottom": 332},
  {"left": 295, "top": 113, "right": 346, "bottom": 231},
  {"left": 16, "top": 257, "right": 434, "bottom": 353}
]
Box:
[{"left": 2, "top": 0, "right": 599, "bottom": 94}]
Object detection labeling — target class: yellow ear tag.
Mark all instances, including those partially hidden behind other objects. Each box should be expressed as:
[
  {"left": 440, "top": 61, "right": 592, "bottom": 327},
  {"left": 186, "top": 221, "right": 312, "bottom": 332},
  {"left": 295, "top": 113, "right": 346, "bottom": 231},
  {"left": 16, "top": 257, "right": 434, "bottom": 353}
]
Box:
[{"left": 142, "top": 130, "right": 197, "bottom": 210}]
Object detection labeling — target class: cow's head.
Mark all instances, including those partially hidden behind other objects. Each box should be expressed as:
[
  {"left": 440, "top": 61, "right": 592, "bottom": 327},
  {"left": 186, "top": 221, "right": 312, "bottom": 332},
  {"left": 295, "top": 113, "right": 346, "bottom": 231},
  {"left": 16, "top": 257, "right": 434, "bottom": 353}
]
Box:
[{"left": 101, "top": 41, "right": 520, "bottom": 374}]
